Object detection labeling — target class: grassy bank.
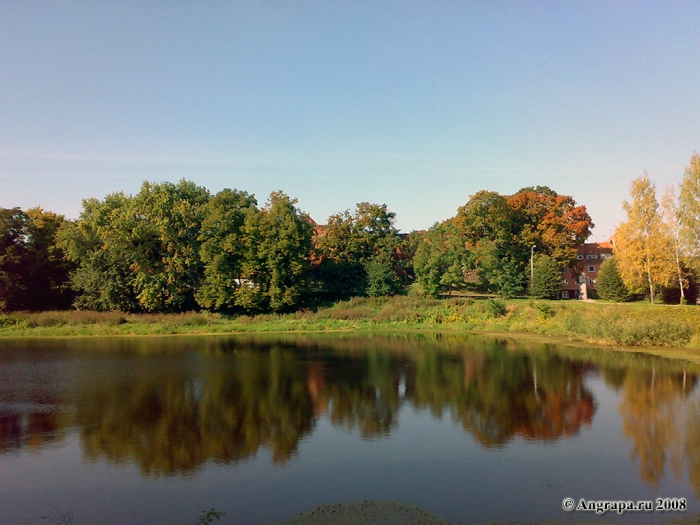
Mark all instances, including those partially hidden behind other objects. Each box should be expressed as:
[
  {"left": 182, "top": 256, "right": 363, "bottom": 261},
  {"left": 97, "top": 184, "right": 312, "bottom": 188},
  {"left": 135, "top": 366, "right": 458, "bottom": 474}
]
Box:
[{"left": 1, "top": 296, "right": 700, "bottom": 349}]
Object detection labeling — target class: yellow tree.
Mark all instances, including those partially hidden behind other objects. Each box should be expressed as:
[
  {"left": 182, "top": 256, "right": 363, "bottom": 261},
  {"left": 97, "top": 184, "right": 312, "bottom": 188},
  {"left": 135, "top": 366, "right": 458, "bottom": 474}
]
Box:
[
  {"left": 661, "top": 185, "right": 689, "bottom": 303},
  {"left": 679, "top": 153, "right": 700, "bottom": 262},
  {"left": 615, "top": 173, "right": 674, "bottom": 303}
]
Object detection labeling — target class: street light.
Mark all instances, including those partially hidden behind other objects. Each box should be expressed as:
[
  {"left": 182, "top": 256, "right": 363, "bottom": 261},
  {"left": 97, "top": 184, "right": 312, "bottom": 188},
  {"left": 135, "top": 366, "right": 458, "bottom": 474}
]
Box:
[{"left": 530, "top": 245, "right": 536, "bottom": 286}]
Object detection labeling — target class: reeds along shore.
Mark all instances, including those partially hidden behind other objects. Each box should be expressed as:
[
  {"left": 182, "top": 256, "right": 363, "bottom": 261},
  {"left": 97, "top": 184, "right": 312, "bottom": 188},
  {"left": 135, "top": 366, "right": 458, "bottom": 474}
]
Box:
[{"left": 1, "top": 296, "right": 700, "bottom": 349}]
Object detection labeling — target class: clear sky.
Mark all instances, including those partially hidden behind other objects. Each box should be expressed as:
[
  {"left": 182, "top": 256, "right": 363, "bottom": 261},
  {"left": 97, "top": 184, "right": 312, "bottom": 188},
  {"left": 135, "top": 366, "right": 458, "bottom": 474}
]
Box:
[{"left": 2, "top": 1, "right": 699, "bottom": 240}]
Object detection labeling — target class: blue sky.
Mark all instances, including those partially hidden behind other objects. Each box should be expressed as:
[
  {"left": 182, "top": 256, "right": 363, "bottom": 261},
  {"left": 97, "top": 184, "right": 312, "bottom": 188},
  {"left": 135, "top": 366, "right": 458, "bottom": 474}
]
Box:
[{"left": 2, "top": 2, "right": 699, "bottom": 240}]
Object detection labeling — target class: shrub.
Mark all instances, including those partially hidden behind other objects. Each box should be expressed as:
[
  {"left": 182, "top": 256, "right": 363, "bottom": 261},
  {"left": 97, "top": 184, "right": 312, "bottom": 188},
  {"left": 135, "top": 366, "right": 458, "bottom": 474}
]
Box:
[{"left": 483, "top": 298, "right": 507, "bottom": 318}]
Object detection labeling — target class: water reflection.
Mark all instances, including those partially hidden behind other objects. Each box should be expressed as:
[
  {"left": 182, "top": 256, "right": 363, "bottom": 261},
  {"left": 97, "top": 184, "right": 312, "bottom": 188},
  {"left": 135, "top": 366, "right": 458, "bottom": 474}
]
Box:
[
  {"left": 617, "top": 365, "right": 700, "bottom": 497},
  {"left": 0, "top": 334, "right": 699, "bottom": 495}
]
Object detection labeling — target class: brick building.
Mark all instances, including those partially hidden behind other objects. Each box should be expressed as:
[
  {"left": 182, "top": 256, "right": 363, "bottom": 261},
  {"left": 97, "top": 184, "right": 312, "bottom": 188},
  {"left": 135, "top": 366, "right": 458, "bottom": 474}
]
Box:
[{"left": 560, "top": 242, "right": 613, "bottom": 299}]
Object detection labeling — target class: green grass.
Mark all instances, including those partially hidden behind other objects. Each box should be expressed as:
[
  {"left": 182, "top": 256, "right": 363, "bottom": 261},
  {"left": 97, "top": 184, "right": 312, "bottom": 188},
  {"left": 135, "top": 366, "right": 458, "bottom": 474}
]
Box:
[{"left": 1, "top": 296, "right": 700, "bottom": 349}]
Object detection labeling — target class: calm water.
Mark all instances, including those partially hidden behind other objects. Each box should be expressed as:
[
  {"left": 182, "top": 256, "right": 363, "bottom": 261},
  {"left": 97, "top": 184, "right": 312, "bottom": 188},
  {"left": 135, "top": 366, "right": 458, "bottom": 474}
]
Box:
[{"left": 1, "top": 333, "right": 699, "bottom": 525}]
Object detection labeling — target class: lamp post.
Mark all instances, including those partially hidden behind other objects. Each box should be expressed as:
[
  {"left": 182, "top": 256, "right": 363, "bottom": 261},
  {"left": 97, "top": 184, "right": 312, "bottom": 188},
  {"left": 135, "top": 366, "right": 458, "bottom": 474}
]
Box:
[{"left": 530, "top": 245, "right": 536, "bottom": 287}]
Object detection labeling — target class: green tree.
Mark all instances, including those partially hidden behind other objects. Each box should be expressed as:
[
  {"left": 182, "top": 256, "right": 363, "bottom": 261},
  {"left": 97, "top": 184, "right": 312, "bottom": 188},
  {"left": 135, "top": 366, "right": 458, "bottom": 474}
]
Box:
[
  {"left": 58, "top": 193, "right": 141, "bottom": 311},
  {"left": 0, "top": 208, "right": 28, "bottom": 311},
  {"left": 0, "top": 207, "right": 73, "bottom": 311},
  {"left": 131, "top": 180, "right": 211, "bottom": 311},
  {"left": 243, "top": 191, "right": 313, "bottom": 312},
  {"left": 615, "top": 174, "right": 674, "bottom": 303},
  {"left": 596, "top": 257, "right": 632, "bottom": 302},
  {"left": 413, "top": 221, "right": 470, "bottom": 297},
  {"left": 471, "top": 240, "right": 523, "bottom": 298},
  {"left": 22, "top": 208, "right": 75, "bottom": 310},
  {"left": 314, "top": 202, "right": 401, "bottom": 298},
  {"left": 365, "top": 251, "right": 402, "bottom": 297},
  {"left": 529, "top": 254, "right": 562, "bottom": 299},
  {"left": 196, "top": 189, "right": 258, "bottom": 311}
]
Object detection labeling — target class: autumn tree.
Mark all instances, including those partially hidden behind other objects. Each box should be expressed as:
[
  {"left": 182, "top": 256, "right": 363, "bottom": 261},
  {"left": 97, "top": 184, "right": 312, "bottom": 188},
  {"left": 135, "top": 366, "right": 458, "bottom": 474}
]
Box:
[
  {"left": 679, "top": 153, "right": 700, "bottom": 262},
  {"left": 615, "top": 174, "right": 674, "bottom": 303},
  {"left": 454, "top": 188, "right": 592, "bottom": 295},
  {"left": 507, "top": 186, "right": 593, "bottom": 268},
  {"left": 661, "top": 185, "right": 689, "bottom": 303}
]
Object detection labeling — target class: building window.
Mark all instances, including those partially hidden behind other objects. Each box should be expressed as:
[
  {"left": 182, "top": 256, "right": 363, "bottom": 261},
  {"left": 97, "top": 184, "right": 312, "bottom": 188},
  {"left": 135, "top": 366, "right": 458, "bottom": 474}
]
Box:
[
  {"left": 589, "top": 278, "right": 596, "bottom": 285},
  {"left": 577, "top": 255, "right": 584, "bottom": 260},
  {"left": 562, "top": 278, "right": 568, "bottom": 285},
  {"left": 588, "top": 266, "right": 595, "bottom": 272},
  {"left": 562, "top": 291, "right": 569, "bottom": 299},
  {"left": 587, "top": 254, "right": 598, "bottom": 259},
  {"left": 601, "top": 253, "right": 612, "bottom": 260}
]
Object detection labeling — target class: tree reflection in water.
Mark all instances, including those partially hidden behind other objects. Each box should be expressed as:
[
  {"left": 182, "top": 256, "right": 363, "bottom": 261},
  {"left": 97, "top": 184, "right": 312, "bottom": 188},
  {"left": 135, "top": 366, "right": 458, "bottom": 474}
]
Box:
[{"left": 0, "top": 333, "right": 699, "bottom": 493}]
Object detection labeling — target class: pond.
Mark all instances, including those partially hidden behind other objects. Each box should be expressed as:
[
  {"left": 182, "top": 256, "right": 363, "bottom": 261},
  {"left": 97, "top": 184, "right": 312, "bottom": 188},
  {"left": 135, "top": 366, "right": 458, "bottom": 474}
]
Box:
[{"left": 0, "top": 333, "right": 699, "bottom": 524}]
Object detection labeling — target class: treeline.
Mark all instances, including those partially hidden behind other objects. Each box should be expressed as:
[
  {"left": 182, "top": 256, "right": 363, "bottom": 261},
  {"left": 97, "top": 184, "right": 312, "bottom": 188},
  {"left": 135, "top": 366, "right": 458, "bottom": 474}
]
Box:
[
  {"left": 0, "top": 183, "right": 592, "bottom": 313},
  {"left": 1, "top": 180, "right": 597, "bottom": 313},
  {"left": 599, "top": 153, "right": 700, "bottom": 304}
]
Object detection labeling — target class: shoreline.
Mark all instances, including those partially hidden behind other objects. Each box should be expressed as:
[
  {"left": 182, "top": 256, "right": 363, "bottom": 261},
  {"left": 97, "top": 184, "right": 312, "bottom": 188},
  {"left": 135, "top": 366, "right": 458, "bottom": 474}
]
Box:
[{"left": 2, "top": 297, "right": 700, "bottom": 362}]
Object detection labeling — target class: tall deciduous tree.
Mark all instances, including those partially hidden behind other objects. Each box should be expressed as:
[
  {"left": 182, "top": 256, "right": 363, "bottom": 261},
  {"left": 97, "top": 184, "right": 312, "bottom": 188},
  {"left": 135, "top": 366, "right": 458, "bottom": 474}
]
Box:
[
  {"left": 314, "top": 202, "right": 401, "bottom": 297},
  {"left": 615, "top": 174, "right": 674, "bottom": 303},
  {"left": 130, "top": 180, "right": 211, "bottom": 311},
  {"left": 196, "top": 189, "right": 258, "bottom": 311},
  {"left": 661, "top": 185, "right": 689, "bottom": 303},
  {"left": 22, "top": 208, "right": 75, "bottom": 310},
  {"left": 507, "top": 187, "right": 593, "bottom": 268},
  {"left": 58, "top": 193, "right": 141, "bottom": 311},
  {"left": 679, "top": 153, "right": 700, "bottom": 261},
  {"left": 0, "top": 208, "right": 29, "bottom": 311},
  {"left": 413, "top": 221, "right": 470, "bottom": 297},
  {"left": 454, "top": 188, "right": 593, "bottom": 294},
  {"left": 245, "top": 191, "right": 313, "bottom": 312},
  {"left": 0, "top": 207, "right": 73, "bottom": 311}
]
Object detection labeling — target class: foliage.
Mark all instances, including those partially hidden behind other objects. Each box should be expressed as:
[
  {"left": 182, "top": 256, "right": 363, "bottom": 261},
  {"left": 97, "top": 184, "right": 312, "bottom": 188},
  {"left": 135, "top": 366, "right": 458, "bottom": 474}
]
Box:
[
  {"left": 471, "top": 240, "right": 523, "bottom": 298},
  {"left": 0, "top": 207, "right": 73, "bottom": 312},
  {"left": 615, "top": 173, "right": 674, "bottom": 303},
  {"left": 248, "top": 191, "right": 314, "bottom": 312},
  {"left": 196, "top": 508, "right": 225, "bottom": 525},
  {"left": 453, "top": 187, "right": 592, "bottom": 295},
  {"left": 0, "top": 208, "right": 28, "bottom": 311},
  {"left": 596, "top": 257, "right": 632, "bottom": 302},
  {"left": 314, "top": 202, "right": 402, "bottom": 297},
  {"left": 661, "top": 184, "right": 690, "bottom": 303},
  {"left": 507, "top": 187, "right": 593, "bottom": 267},
  {"left": 57, "top": 193, "right": 142, "bottom": 311},
  {"left": 679, "top": 153, "right": 700, "bottom": 259},
  {"left": 529, "top": 254, "right": 563, "bottom": 299},
  {"left": 196, "top": 189, "right": 258, "bottom": 311},
  {"left": 413, "top": 221, "right": 470, "bottom": 297},
  {"left": 364, "top": 251, "right": 402, "bottom": 297},
  {"left": 130, "top": 180, "right": 211, "bottom": 311}
]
